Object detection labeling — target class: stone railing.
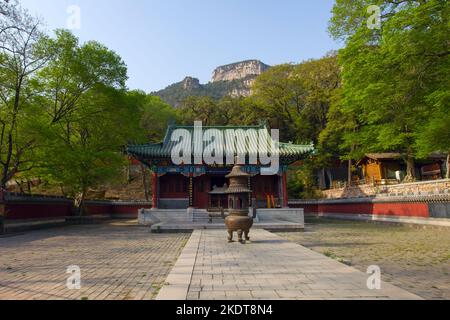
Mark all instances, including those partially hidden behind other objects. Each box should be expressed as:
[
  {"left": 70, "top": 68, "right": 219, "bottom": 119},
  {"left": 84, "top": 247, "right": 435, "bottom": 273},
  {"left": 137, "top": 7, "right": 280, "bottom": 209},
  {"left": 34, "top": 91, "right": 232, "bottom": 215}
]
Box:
[{"left": 322, "top": 179, "right": 450, "bottom": 199}]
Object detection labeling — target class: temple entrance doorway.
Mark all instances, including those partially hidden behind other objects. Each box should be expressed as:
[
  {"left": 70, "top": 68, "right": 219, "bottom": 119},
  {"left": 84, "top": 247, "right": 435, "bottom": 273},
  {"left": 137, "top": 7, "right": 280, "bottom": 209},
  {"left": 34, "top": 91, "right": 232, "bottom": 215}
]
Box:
[{"left": 210, "top": 176, "right": 227, "bottom": 190}]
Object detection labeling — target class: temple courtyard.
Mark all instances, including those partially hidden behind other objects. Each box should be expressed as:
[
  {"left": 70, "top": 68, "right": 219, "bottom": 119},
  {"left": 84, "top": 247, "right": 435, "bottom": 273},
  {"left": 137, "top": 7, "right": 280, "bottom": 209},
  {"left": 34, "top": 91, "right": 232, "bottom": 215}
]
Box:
[{"left": 0, "top": 219, "right": 448, "bottom": 300}]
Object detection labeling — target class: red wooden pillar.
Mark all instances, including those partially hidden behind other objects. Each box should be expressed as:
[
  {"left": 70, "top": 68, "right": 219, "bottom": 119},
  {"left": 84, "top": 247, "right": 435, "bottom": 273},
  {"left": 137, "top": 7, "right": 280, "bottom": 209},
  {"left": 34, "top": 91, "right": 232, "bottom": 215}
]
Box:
[
  {"left": 282, "top": 172, "right": 288, "bottom": 208},
  {"left": 152, "top": 172, "right": 158, "bottom": 209},
  {"left": 189, "top": 173, "right": 194, "bottom": 207}
]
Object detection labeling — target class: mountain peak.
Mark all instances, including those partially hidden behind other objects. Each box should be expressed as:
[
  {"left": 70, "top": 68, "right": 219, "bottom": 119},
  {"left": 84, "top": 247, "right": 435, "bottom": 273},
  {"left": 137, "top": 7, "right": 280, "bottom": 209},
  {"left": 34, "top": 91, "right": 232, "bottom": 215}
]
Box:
[
  {"left": 154, "top": 60, "right": 271, "bottom": 107},
  {"left": 181, "top": 77, "right": 200, "bottom": 90},
  {"left": 212, "top": 60, "right": 270, "bottom": 82}
]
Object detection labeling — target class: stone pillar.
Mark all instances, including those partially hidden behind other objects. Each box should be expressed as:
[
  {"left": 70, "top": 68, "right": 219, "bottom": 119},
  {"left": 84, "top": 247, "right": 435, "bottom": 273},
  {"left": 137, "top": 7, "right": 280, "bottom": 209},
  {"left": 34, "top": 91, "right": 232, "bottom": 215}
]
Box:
[
  {"left": 151, "top": 172, "right": 158, "bottom": 209},
  {"left": 282, "top": 172, "right": 289, "bottom": 208}
]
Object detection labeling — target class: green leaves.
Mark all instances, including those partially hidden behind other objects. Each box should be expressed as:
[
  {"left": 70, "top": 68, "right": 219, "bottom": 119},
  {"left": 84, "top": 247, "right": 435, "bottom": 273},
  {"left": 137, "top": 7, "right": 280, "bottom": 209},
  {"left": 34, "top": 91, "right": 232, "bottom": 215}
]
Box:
[
  {"left": 327, "top": 0, "right": 449, "bottom": 180},
  {"left": 36, "top": 29, "right": 127, "bottom": 124},
  {"left": 0, "top": 16, "right": 143, "bottom": 202},
  {"left": 250, "top": 55, "right": 341, "bottom": 145},
  {"left": 139, "top": 94, "right": 177, "bottom": 143}
]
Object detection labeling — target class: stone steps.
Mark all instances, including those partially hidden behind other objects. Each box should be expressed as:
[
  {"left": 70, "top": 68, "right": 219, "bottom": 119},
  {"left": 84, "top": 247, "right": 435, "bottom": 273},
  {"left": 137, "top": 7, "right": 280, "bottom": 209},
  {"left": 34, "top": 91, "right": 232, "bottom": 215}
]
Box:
[{"left": 192, "top": 210, "right": 210, "bottom": 223}]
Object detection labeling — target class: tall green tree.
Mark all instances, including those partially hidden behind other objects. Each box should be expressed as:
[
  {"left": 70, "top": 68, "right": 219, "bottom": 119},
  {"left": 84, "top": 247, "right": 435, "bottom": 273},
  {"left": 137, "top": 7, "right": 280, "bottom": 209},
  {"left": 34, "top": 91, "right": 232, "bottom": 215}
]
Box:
[
  {"left": 31, "top": 30, "right": 137, "bottom": 213},
  {"left": 293, "top": 54, "right": 341, "bottom": 146},
  {"left": 37, "top": 87, "right": 139, "bottom": 213},
  {"left": 415, "top": 90, "right": 450, "bottom": 178},
  {"left": 216, "top": 96, "right": 251, "bottom": 126},
  {"left": 138, "top": 93, "right": 178, "bottom": 142},
  {"left": 329, "top": 0, "right": 449, "bottom": 181},
  {"left": 176, "top": 95, "right": 255, "bottom": 127},
  {"left": 34, "top": 30, "right": 127, "bottom": 125},
  {"left": 0, "top": 0, "right": 50, "bottom": 189},
  {"left": 250, "top": 55, "right": 341, "bottom": 145},
  {"left": 177, "top": 96, "right": 220, "bottom": 125},
  {"left": 250, "top": 64, "right": 301, "bottom": 142}
]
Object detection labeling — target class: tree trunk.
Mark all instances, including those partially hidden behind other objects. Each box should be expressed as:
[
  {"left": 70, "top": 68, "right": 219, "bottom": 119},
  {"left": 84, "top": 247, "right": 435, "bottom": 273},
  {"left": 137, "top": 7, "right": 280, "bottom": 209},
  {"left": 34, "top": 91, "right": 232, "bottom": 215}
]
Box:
[
  {"left": 446, "top": 152, "right": 450, "bottom": 179},
  {"left": 75, "top": 189, "right": 87, "bottom": 216},
  {"left": 126, "top": 163, "right": 131, "bottom": 182},
  {"left": 1, "top": 78, "right": 23, "bottom": 190},
  {"left": 1, "top": 134, "right": 13, "bottom": 190},
  {"left": 15, "top": 180, "right": 24, "bottom": 193},
  {"left": 347, "top": 159, "right": 353, "bottom": 187},
  {"left": 60, "top": 184, "right": 67, "bottom": 197},
  {"left": 404, "top": 150, "right": 416, "bottom": 183}
]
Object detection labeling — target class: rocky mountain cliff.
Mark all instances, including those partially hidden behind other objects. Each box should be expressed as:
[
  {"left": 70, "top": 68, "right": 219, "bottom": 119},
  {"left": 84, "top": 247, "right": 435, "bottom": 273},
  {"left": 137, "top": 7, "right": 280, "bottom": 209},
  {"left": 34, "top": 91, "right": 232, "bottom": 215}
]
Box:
[
  {"left": 212, "top": 60, "right": 270, "bottom": 82},
  {"left": 154, "top": 60, "right": 270, "bottom": 107}
]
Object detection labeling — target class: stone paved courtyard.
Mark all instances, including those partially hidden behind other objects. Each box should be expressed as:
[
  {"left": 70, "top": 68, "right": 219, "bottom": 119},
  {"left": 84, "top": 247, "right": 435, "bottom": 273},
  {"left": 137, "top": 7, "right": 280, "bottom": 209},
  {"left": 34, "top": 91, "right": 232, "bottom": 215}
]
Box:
[
  {"left": 158, "top": 229, "right": 420, "bottom": 300},
  {"left": 278, "top": 218, "right": 450, "bottom": 300},
  {"left": 0, "top": 221, "right": 190, "bottom": 300},
  {"left": 0, "top": 219, "right": 446, "bottom": 300}
]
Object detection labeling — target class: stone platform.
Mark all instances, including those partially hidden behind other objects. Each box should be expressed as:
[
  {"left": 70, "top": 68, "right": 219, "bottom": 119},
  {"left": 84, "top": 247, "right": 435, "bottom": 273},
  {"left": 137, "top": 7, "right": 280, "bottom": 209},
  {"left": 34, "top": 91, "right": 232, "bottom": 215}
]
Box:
[
  {"left": 150, "top": 222, "right": 304, "bottom": 233},
  {"left": 157, "top": 230, "right": 421, "bottom": 300},
  {"left": 140, "top": 208, "right": 305, "bottom": 233}
]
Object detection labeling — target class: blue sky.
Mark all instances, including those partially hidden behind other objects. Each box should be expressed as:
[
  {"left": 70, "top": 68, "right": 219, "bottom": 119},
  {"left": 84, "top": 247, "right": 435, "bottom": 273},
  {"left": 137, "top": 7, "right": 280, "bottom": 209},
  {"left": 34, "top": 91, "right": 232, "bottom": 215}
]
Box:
[{"left": 21, "top": 0, "right": 341, "bottom": 92}]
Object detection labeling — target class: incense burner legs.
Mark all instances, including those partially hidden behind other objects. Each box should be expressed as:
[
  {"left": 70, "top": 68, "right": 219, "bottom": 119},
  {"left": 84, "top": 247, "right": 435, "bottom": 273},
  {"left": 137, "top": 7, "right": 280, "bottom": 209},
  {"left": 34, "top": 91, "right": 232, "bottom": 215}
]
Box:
[{"left": 225, "top": 214, "right": 253, "bottom": 244}]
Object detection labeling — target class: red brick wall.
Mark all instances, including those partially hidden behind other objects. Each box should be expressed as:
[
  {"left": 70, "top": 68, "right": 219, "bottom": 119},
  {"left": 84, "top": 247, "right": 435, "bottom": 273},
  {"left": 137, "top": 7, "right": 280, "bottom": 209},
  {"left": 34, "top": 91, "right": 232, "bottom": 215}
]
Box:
[
  {"left": 372, "top": 202, "right": 429, "bottom": 217},
  {"left": 83, "top": 203, "right": 111, "bottom": 216},
  {"left": 291, "top": 203, "right": 318, "bottom": 214},
  {"left": 4, "top": 195, "right": 150, "bottom": 220},
  {"left": 290, "top": 201, "right": 430, "bottom": 218},
  {"left": 5, "top": 202, "right": 73, "bottom": 220},
  {"left": 83, "top": 202, "right": 151, "bottom": 217}
]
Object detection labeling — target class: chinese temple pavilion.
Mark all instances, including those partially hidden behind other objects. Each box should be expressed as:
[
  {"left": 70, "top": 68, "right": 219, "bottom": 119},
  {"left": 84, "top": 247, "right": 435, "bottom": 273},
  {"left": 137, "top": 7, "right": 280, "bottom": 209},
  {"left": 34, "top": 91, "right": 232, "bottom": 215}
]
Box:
[{"left": 127, "top": 124, "right": 313, "bottom": 210}]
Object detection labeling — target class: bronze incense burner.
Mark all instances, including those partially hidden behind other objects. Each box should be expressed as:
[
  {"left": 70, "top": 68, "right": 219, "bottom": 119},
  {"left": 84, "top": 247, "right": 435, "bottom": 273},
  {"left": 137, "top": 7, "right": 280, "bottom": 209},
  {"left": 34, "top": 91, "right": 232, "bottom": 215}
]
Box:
[{"left": 224, "top": 164, "right": 253, "bottom": 243}]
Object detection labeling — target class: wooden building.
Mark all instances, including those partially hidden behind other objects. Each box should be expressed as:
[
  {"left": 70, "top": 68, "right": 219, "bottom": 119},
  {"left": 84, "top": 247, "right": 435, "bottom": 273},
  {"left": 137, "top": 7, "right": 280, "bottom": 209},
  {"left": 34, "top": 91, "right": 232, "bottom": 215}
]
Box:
[
  {"left": 357, "top": 153, "right": 447, "bottom": 184},
  {"left": 127, "top": 124, "right": 313, "bottom": 210},
  {"left": 357, "top": 153, "right": 403, "bottom": 184}
]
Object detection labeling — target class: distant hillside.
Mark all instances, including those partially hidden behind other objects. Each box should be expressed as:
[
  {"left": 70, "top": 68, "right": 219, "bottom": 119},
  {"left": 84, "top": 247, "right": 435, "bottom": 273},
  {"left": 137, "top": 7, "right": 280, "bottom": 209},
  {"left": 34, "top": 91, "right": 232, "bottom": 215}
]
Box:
[{"left": 153, "top": 60, "right": 270, "bottom": 107}]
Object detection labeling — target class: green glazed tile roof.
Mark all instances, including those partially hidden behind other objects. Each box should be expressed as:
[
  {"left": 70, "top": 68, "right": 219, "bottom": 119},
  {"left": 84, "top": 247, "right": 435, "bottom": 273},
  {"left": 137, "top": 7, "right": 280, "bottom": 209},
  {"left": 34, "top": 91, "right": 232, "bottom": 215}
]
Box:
[{"left": 127, "top": 124, "right": 314, "bottom": 163}]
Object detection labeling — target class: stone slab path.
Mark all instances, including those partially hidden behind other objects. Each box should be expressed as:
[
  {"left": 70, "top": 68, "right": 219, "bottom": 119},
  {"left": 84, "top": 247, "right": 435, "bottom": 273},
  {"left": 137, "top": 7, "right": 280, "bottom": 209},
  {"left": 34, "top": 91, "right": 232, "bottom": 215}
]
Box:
[{"left": 157, "top": 230, "right": 421, "bottom": 300}]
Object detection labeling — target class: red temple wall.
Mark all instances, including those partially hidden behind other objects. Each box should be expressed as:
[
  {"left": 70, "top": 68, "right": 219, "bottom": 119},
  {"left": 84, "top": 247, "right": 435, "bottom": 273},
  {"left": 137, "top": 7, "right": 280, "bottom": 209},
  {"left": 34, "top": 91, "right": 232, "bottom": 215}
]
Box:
[
  {"left": 252, "top": 175, "right": 279, "bottom": 197},
  {"left": 157, "top": 174, "right": 281, "bottom": 199},
  {"left": 290, "top": 201, "right": 430, "bottom": 218},
  {"left": 4, "top": 196, "right": 150, "bottom": 220},
  {"left": 155, "top": 173, "right": 283, "bottom": 209},
  {"left": 5, "top": 201, "right": 73, "bottom": 220},
  {"left": 159, "top": 174, "right": 189, "bottom": 198}
]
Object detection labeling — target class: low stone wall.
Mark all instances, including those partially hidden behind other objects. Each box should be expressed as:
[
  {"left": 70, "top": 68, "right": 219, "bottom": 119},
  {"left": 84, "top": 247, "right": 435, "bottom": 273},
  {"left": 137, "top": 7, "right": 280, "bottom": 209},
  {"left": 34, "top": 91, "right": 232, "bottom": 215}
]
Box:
[
  {"left": 256, "top": 208, "right": 304, "bottom": 226},
  {"left": 138, "top": 209, "right": 191, "bottom": 226},
  {"left": 322, "top": 179, "right": 450, "bottom": 199}
]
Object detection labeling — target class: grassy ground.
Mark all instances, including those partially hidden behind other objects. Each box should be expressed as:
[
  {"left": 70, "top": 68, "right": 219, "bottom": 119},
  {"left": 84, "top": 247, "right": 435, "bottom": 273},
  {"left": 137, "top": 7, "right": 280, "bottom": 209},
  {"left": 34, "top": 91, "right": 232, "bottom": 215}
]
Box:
[{"left": 278, "top": 218, "right": 450, "bottom": 300}]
